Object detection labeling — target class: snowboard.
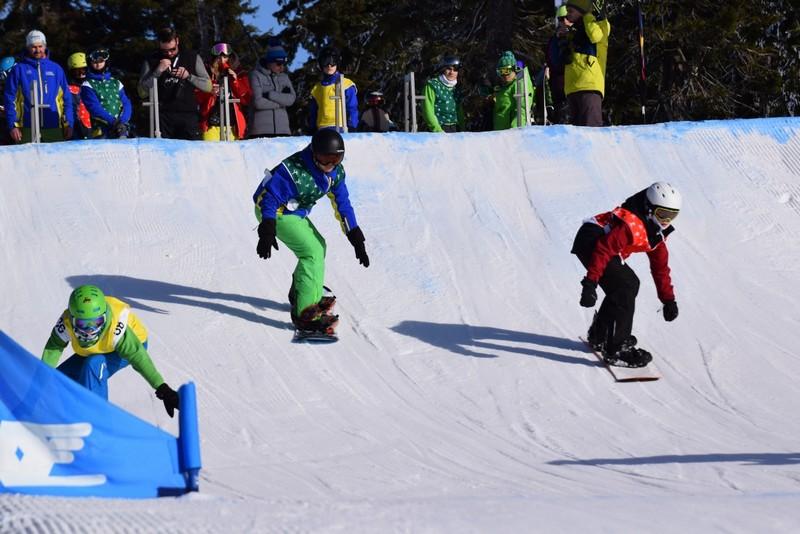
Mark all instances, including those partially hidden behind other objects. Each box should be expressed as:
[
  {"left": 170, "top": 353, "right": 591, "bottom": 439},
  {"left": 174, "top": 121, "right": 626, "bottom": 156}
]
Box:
[
  {"left": 580, "top": 337, "right": 660, "bottom": 382},
  {"left": 292, "top": 329, "right": 338, "bottom": 343}
]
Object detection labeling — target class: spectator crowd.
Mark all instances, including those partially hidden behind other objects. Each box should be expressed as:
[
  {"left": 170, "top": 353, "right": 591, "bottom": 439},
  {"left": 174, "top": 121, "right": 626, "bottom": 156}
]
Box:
[{"left": 0, "top": 1, "right": 610, "bottom": 145}]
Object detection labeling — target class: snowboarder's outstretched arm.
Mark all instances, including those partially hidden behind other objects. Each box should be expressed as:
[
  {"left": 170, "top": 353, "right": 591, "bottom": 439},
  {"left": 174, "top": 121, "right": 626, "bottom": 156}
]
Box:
[{"left": 115, "top": 328, "right": 164, "bottom": 389}]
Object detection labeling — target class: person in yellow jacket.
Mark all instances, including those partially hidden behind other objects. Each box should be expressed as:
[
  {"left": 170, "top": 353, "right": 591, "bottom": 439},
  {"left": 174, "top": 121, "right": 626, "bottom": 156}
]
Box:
[
  {"left": 559, "top": 0, "right": 610, "bottom": 126},
  {"left": 308, "top": 47, "right": 358, "bottom": 131},
  {"left": 41, "top": 285, "right": 180, "bottom": 417}
]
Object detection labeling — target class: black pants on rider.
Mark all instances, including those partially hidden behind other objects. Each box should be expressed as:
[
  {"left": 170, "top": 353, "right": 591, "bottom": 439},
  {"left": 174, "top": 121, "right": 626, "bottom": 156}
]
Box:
[{"left": 571, "top": 223, "right": 640, "bottom": 352}]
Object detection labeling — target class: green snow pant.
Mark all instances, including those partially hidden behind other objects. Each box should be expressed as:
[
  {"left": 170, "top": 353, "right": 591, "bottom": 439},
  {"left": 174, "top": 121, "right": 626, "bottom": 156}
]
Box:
[{"left": 276, "top": 214, "right": 327, "bottom": 316}]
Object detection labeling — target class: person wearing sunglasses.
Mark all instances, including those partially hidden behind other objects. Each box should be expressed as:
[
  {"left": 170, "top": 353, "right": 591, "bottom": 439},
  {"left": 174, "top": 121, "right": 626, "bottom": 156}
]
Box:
[
  {"left": 491, "top": 51, "right": 535, "bottom": 130},
  {"left": 41, "top": 285, "right": 180, "bottom": 418},
  {"left": 571, "top": 182, "right": 683, "bottom": 368},
  {"left": 248, "top": 40, "right": 296, "bottom": 138},
  {"left": 558, "top": 0, "right": 610, "bottom": 126},
  {"left": 80, "top": 48, "right": 133, "bottom": 139},
  {"left": 3, "top": 30, "right": 74, "bottom": 143},
  {"left": 65, "top": 52, "right": 92, "bottom": 140},
  {"left": 196, "top": 42, "right": 252, "bottom": 141},
  {"left": 422, "top": 54, "right": 464, "bottom": 133},
  {"left": 308, "top": 46, "right": 358, "bottom": 132},
  {"left": 253, "top": 129, "right": 370, "bottom": 335},
  {"left": 137, "top": 27, "right": 212, "bottom": 140}
]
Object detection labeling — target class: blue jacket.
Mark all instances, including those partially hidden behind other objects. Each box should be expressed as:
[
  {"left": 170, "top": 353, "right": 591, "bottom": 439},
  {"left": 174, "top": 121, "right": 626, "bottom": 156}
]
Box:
[
  {"left": 253, "top": 146, "right": 359, "bottom": 234},
  {"left": 308, "top": 72, "right": 359, "bottom": 131},
  {"left": 3, "top": 52, "right": 73, "bottom": 130},
  {"left": 80, "top": 70, "right": 132, "bottom": 129}
]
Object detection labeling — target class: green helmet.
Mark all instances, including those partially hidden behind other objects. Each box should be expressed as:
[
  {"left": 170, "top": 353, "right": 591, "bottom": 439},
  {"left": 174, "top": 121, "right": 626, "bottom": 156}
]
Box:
[{"left": 68, "top": 285, "right": 109, "bottom": 346}]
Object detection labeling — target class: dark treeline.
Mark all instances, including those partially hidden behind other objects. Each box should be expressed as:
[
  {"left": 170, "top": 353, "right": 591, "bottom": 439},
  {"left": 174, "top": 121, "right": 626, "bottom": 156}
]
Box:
[{"left": 2, "top": 0, "right": 797, "bottom": 134}]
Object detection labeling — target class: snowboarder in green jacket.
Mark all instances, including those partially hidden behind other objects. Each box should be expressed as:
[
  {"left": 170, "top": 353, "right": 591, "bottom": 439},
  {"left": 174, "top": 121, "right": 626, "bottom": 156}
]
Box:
[{"left": 42, "top": 284, "right": 180, "bottom": 416}]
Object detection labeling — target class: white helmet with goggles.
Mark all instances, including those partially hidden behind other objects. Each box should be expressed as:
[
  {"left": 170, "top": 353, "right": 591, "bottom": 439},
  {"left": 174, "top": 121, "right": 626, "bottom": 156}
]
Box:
[{"left": 645, "top": 181, "right": 682, "bottom": 228}]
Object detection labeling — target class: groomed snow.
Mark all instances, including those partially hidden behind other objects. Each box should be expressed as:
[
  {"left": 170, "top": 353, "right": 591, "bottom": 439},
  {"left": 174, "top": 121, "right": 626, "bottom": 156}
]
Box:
[{"left": 1, "top": 118, "right": 800, "bottom": 532}]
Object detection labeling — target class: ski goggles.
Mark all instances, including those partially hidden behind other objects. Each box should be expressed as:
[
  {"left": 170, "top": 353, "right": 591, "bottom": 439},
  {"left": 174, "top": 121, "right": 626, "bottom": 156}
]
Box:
[
  {"left": 88, "top": 49, "right": 110, "bottom": 63},
  {"left": 653, "top": 206, "right": 679, "bottom": 225},
  {"left": 211, "top": 43, "right": 232, "bottom": 57},
  {"left": 314, "top": 153, "right": 344, "bottom": 170},
  {"left": 73, "top": 314, "right": 106, "bottom": 334},
  {"left": 497, "top": 66, "right": 516, "bottom": 76}
]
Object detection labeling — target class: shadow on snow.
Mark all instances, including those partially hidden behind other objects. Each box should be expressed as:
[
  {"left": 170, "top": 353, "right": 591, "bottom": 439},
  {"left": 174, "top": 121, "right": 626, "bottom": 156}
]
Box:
[
  {"left": 391, "top": 320, "right": 594, "bottom": 365},
  {"left": 549, "top": 452, "right": 800, "bottom": 466},
  {"left": 66, "top": 274, "right": 290, "bottom": 329}
]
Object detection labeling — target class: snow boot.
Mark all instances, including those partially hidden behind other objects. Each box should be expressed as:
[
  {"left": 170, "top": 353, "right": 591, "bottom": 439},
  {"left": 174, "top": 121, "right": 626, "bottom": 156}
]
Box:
[
  {"left": 587, "top": 311, "right": 609, "bottom": 352},
  {"left": 292, "top": 303, "right": 339, "bottom": 334},
  {"left": 289, "top": 285, "right": 335, "bottom": 313},
  {"left": 603, "top": 336, "right": 652, "bottom": 368}
]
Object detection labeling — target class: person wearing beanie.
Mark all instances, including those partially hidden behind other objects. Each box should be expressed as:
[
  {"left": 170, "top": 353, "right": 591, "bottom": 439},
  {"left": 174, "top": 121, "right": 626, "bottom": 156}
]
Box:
[
  {"left": 491, "top": 50, "right": 535, "bottom": 130},
  {"left": 248, "top": 39, "right": 296, "bottom": 138},
  {"left": 308, "top": 46, "right": 358, "bottom": 132},
  {"left": 3, "top": 29, "right": 74, "bottom": 143},
  {"left": 196, "top": 42, "right": 252, "bottom": 141},
  {"left": 422, "top": 54, "right": 465, "bottom": 133},
  {"left": 558, "top": 0, "right": 610, "bottom": 126}
]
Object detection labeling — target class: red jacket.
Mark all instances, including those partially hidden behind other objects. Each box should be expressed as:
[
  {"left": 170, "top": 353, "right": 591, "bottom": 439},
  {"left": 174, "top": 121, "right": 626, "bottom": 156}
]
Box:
[
  {"left": 586, "top": 208, "right": 675, "bottom": 302},
  {"left": 196, "top": 70, "right": 252, "bottom": 138},
  {"left": 68, "top": 84, "right": 92, "bottom": 130}
]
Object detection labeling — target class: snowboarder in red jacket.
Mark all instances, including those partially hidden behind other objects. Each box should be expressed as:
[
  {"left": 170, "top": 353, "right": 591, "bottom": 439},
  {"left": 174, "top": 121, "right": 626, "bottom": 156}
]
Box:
[{"left": 571, "top": 182, "right": 682, "bottom": 367}]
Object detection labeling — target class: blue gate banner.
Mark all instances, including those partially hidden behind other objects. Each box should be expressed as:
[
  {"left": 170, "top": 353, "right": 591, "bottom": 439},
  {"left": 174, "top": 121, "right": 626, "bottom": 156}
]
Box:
[{"left": 0, "top": 329, "right": 199, "bottom": 498}]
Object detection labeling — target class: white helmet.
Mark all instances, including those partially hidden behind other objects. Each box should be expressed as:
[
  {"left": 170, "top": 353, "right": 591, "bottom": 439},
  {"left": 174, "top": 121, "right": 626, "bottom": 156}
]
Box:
[{"left": 646, "top": 182, "right": 682, "bottom": 228}]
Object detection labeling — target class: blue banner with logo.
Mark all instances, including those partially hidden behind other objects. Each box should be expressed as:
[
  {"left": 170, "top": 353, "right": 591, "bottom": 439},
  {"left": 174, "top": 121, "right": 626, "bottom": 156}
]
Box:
[{"left": 0, "top": 330, "right": 200, "bottom": 498}]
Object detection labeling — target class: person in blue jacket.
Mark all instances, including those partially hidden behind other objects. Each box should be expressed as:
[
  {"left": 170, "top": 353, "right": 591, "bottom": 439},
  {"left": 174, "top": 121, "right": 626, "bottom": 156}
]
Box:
[
  {"left": 308, "top": 47, "right": 358, "bottom": 132},
  {"left": 80, "top": 48, "right": 133, "bottom": 138},
  {"left": 3, "top": 30, "right": 73, "bottom": 143},
  {"left": 253, "top": 129, "right": 369, "bottom": 333}
]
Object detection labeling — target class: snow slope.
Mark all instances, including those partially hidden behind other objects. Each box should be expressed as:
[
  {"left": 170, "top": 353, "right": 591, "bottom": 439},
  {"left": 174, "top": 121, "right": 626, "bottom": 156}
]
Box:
[{"left": 1, "top": 118, "right": 800, "bottom": 533}]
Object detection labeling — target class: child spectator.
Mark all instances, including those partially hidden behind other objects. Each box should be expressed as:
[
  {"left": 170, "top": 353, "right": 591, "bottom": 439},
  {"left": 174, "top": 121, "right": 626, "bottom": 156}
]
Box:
[
  {"left": 66, "top": 52, "right": 92, "bottom": 139},
  {"left": 81, "top": 48, "right": 133, "bottom": 138}
]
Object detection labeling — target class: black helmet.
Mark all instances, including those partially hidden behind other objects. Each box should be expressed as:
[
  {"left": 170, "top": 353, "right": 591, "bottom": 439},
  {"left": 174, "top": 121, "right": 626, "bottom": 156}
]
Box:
[
  {"left": 312, "top": 129, "right": 345, "bottom": 156},
  {"left": 436, "top": 55, "right": 461, "bottom": 72},
  {"left": 317, "top": 47, "right": 340, "bottom": 69}
]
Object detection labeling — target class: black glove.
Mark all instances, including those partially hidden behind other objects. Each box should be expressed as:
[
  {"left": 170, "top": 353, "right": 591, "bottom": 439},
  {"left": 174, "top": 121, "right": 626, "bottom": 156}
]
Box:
[
  {"left": 580, "top": 277, "right": 598, "bottom": 308},
  {"left": 347, "top": 227, "right": 370, "bottom": 267},
  {"left": 663, "top": 300, "right": 679, "bottom": 322},
  {"left": 112, "top": 121, "right": 129, "bottom": 138},
  {"left": 257, "top": 219, "right": 279, "bottom": 259},
  {"left": 155, "top": 383, "right": 180, "bottom": 418}
]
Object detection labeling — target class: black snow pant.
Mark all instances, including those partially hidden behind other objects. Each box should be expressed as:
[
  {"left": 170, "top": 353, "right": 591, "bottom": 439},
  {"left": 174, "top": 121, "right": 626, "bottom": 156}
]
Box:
[
  {"left": 567, "top": 90, "right": 603, "bottom": 127},
  {"left": 159, "top": 110, "right": 201, "bottom": 140},
  {"left": 571, "top": 223, "right": 640, "bottom": 352}
]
